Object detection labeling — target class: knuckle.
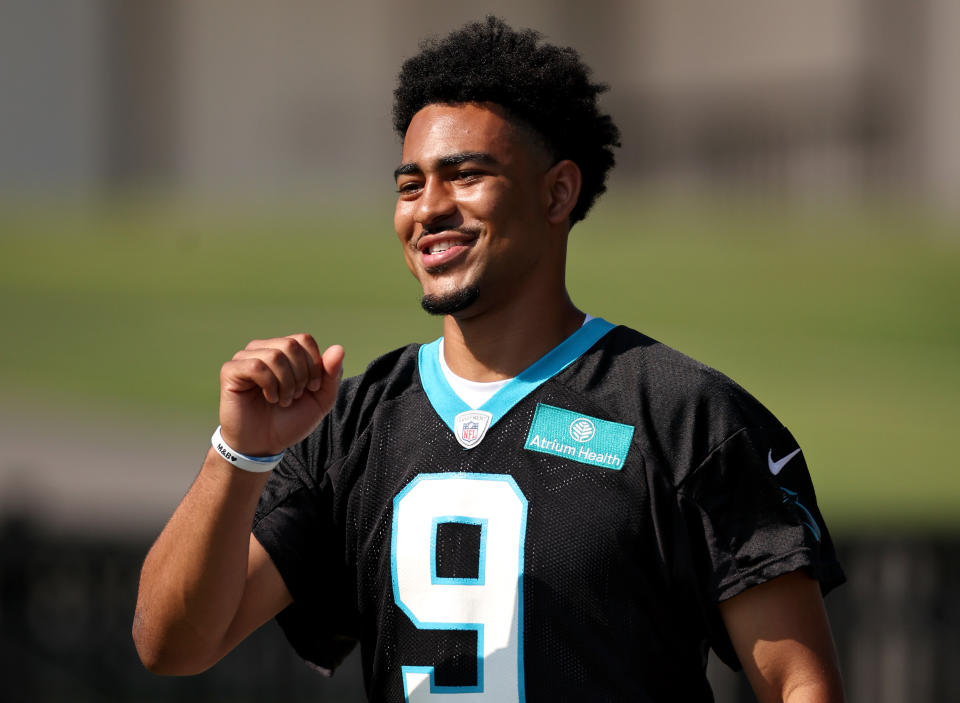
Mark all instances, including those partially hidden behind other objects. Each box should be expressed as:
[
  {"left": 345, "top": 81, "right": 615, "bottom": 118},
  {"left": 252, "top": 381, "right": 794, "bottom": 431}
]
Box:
[
  {"left": 249, "top": 358, "right": 270, "bottom": 375},
  {"left": 262, "top": 348, "right": 284, "bottom": 364},
  {"left": 270, "top": 355, "right": 293, "bottom": 379},
  {"left": 280, "top": 337, "right": 301, "bottom": 355}
]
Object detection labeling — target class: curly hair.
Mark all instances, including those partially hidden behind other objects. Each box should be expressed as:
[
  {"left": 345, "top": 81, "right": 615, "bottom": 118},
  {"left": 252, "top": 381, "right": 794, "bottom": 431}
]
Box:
[{"left": 393, "top": 16, "right": 620, "bottom": 225}]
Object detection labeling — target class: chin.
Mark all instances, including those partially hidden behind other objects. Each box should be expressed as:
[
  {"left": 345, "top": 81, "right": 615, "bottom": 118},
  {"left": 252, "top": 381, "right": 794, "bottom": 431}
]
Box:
[{"left": 420, "top": 285, "right": 481, "bottom": 316}]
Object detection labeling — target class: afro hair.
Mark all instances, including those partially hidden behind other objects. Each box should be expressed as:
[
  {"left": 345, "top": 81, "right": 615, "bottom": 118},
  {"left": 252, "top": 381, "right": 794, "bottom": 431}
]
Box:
[{"left": 393, "top": 16, "right": 620, "bottom": 225}]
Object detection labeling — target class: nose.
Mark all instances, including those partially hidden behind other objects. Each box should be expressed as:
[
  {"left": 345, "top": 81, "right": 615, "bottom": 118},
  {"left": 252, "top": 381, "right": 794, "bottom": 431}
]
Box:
[{"left": 415, "top": 175, "right": 456, "bottom": 228}]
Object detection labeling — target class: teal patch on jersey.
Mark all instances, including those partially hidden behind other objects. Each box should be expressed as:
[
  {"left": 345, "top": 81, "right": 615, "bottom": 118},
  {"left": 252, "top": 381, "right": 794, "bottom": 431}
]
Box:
[{"left": 524, "top": 403, "right": 634, "bottom": 470}]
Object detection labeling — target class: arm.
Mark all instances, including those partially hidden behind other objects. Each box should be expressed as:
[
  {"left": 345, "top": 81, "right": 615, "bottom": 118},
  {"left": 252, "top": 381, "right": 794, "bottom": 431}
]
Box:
[
  {"left": 719, "top": 570, "right": 844, "bottom": 703},
  {"left": 132, "top": 335, "right": 344, "bottom": 674}
]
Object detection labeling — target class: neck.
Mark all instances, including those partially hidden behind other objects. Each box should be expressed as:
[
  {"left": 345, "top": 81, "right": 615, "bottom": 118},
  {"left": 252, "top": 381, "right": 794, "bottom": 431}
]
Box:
[{"left": 441, "top": 283, "right": 583, "bottom": 382}]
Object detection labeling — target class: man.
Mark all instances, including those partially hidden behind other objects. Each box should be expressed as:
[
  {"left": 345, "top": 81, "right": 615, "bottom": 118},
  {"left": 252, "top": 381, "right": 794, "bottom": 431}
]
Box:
[{"left": 134, "top": 17, "right": 845, "bottom": 702}]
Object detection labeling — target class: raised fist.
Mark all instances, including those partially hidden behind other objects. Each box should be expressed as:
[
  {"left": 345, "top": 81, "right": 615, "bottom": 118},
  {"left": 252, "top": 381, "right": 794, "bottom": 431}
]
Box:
[{"left": 217, "top": 334, "right": 344, "bottom": 457}]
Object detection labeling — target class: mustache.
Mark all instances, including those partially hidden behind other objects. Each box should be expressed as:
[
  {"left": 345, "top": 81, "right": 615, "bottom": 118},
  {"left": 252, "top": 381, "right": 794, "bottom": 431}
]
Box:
[{"left": 419, "top": 225, "right": 482, "bottom": 238}]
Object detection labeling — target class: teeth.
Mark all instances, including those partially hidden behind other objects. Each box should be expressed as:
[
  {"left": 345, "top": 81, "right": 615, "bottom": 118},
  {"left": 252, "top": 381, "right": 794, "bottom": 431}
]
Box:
[{"left": 428, "top": 241, "right": 454, "bottom": 254}]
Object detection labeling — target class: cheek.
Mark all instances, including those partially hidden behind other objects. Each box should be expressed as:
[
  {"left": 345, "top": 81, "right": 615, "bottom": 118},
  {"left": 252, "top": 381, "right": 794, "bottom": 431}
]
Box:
[
  {"left": 393, "top": 205, "right": 418, "bottom": 272},
  {"left": 395, "top": 201, "right": 421, "bottom": 249},
  {"left": 483, "top": 184, "right": 539, "bottom": 236},
  {"left": 458, "top": 185, "right": 508, "bottom": 227}
]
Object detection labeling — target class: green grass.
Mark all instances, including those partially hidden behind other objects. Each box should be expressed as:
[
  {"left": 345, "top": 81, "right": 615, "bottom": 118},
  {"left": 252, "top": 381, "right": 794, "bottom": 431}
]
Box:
[{"left": 1, "top": 196, "right": 958, "bottom": 530}]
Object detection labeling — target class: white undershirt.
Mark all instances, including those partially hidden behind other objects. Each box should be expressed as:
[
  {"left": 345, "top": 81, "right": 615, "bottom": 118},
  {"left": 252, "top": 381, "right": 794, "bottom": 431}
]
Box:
[{"left": 438, "top": 314, "right": 594, "bottom": 409}]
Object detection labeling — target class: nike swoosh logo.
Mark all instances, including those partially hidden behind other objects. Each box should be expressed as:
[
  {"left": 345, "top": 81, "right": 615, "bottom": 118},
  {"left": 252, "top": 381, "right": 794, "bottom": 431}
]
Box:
[{"left": 768, "top": 447, "right": 801, "bottom": 476}]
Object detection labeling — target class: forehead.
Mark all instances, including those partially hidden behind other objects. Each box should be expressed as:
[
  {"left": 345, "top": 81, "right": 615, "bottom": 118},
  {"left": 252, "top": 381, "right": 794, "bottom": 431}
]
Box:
[{"left": 400, "top": 103, "right": 534, "bottom": 165}]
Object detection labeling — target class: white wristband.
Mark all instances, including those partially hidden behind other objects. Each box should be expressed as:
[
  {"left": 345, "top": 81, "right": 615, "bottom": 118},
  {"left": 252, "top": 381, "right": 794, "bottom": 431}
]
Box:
[{"left": 211, "top": 425, "right": 285, "bottom": 473}]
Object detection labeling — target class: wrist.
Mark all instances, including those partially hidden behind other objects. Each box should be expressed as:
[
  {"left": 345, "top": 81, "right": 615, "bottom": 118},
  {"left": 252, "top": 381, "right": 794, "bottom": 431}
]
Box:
[{"left": 211, "top": 426, "right": 285, "bottom": 473}]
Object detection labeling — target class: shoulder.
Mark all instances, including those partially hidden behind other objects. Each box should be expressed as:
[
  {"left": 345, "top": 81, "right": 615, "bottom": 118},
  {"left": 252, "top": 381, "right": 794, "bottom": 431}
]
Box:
[
  {"left": 586, "top": 325, "right": 778, "bottom": 425},
  {"left": 574, "top": 325, "right": 783, "bottom": 478},
  {"left": 335, "top": 343, "right": 421, "bottom": 415}
]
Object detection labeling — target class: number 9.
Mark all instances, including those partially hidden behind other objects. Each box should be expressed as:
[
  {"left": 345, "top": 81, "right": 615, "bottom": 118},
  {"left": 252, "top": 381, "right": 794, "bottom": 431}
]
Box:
[{"left": 391, "top": 473, "right": 528, "bottom": 702}]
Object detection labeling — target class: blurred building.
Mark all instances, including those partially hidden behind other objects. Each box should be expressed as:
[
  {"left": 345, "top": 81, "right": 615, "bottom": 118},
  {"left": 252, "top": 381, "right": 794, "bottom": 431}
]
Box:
[{"left": 2, "top": 0, "right": 958, "bottom": 206}]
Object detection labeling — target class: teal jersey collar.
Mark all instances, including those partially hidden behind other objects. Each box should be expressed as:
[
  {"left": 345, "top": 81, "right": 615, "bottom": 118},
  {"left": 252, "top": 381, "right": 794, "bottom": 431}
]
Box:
[{"left": 418, "top": 317, "right": 616, "bottom": 433}]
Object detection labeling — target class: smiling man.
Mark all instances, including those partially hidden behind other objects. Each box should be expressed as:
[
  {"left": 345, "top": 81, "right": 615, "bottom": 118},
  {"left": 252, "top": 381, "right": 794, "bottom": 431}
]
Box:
[{"left": 134, "top": 17, "right": 845, "bottom": 702}]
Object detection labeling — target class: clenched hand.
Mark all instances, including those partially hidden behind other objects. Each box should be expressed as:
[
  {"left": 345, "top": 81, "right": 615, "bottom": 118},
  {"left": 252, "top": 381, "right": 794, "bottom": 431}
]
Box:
[{"left": 218, "top": 334, "right": 344, "bottom": 457}]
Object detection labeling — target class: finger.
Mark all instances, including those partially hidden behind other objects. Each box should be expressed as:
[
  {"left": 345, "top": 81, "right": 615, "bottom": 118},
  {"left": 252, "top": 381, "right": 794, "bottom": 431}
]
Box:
[
  {"left": 243, "top": 337, "right": 272, "bottom": 351},
  {"left": 232, "top": 348, "right": 299, "bottom": 406},
  {"left": 220, "top": 357, "right": 281, "bottom": 404},
  {"left": 286, "top": 333, "right": 326, "bottom": 392},
  {"left": 239, "top": 337, "right": 314, "bottom": 401},
  {"left": 310, "top": 345, "right": 345, "bottom": 406},
  {"left": 321, "top": 344, "right": 345, "bottom": 379}
]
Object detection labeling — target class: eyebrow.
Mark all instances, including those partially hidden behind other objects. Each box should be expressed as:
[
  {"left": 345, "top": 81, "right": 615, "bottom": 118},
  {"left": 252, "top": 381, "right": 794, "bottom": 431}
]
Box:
[{"left": 393, "top": 151, "right": 500, "bottom": 181}]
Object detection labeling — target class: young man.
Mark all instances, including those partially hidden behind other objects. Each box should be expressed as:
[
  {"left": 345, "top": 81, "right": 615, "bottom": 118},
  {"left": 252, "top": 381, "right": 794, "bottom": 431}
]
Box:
[{"left": 134, "top": 17, "right": 845, "bottom": 702}]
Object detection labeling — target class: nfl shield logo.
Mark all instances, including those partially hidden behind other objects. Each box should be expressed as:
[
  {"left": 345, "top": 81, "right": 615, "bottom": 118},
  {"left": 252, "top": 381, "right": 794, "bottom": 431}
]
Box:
[{"left": 453, "top": 410, "right": 493, "bottom": 449}]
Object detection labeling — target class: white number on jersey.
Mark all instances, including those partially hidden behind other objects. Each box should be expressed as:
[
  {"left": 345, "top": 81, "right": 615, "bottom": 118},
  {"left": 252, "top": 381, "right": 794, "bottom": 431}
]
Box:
[{"left": 391, "top": 473, "right": 528, "bottom": 702}]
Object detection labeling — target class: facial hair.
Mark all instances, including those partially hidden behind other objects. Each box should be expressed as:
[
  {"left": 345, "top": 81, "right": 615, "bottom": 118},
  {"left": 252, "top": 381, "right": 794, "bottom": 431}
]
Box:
[{"left": 420, "top": 285, "right": 481, "bottom": 316}]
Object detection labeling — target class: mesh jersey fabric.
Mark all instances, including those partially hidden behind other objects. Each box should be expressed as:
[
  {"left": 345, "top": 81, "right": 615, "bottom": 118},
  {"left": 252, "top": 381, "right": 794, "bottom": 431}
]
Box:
[{"left": 252, "top": 323, "right": 844, "bottom": 702}]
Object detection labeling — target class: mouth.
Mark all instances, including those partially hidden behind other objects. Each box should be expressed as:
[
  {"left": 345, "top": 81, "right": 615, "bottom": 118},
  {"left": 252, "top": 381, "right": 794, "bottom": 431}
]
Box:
[
  {"left": 425, "top": 239, "right": 461, "bottom": 254},
  {"left": 416, "top": 229, "right": 479, "bottom": 270}
]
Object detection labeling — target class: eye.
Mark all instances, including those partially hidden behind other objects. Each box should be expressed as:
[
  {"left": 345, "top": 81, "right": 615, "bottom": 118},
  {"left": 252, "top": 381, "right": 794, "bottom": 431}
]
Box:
[
  {"left": 396, "top": 180, "right": 422, "bottom": 195},
  {"left": 453, "top": 170, "right": 483, "bottom": 183}
]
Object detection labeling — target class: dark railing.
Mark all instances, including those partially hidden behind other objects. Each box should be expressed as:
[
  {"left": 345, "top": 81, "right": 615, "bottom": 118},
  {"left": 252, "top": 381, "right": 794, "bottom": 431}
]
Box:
[{"left": 2, "top": 518, "right": 958, "bottom": 702}]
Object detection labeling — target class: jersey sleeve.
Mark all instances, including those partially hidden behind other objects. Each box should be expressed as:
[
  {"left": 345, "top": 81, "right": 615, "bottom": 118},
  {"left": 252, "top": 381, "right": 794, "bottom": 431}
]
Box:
[
  {"left": 250, "top": 346, "right": 417, "bottom": 675},
  {"left": 676, "top": 423, "right": 845, "bottom": 667},
  {"left": 252, "top": 428, "right": 359, "bottom": 675}
]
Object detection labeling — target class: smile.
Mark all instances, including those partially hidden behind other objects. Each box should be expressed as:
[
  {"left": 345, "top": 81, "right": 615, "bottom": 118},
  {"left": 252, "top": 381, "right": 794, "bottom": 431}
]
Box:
[
  {"left": 416, "top": 230, "right": 479, "bottom": 270},
  {"left": 421, "top": 241, "right": 473, "bottom": 270},
  {"left": 428, "top": 240, "right": 459, "bottom": 254}
]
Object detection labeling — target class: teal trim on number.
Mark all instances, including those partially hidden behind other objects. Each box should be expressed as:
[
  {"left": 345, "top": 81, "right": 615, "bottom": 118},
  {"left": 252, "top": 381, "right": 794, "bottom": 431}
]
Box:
[{"left": 392, "top": 473, "right": 528, "bottom": 700}]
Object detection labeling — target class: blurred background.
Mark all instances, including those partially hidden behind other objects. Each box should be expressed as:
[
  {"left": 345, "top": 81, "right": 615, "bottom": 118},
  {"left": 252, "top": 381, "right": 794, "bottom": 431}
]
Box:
[{"left": 1, "top": 1, "right": 958, "bottom": 701}]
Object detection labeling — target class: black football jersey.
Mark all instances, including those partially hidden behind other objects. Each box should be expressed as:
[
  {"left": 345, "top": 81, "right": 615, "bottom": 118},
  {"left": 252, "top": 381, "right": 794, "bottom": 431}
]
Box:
[{"left": 253, "top": 319, "right": 844, "bottom": 702}]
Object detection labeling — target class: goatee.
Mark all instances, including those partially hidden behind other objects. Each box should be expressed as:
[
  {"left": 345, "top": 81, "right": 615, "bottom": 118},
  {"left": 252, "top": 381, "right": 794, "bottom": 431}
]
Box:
[{"left": 421, "top": 285, "right": 481, "bottom": 315}]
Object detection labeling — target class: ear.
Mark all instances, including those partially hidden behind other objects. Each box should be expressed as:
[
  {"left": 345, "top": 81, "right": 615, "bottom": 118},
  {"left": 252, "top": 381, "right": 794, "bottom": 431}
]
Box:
[{"left": 543, "top": 160, "right": 582, "bottom": 226}]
